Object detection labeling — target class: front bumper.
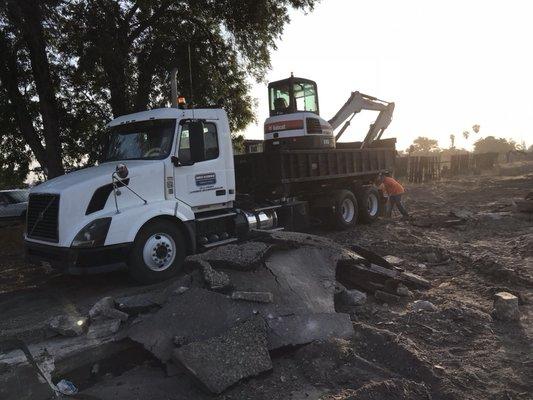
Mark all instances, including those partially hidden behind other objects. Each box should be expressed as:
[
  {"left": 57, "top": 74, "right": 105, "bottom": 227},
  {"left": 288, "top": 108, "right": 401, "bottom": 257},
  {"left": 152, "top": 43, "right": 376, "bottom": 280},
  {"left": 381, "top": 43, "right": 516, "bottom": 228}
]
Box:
[{"left": 24, "top": 240, "right": 132, "bottom": 275}]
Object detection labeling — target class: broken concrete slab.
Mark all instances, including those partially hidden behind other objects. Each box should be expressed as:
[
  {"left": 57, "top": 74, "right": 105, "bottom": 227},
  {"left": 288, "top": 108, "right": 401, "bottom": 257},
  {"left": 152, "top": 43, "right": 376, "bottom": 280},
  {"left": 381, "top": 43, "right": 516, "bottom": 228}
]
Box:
[
  {"left": 261, "top": 247, "right": 339, "bottom": 314},
  {"left": 411, "top": 300, "right": 438, "bottom": 312},
  {"left": 89, "top": 297, "right": 129, "bottom": 322},
  {"left": 130, "top": 238, "right": 360, "bottom": 363},
  {"left": 195, "top": 241, "right": 272, "bottom": 270},
  {"left": 396, "top": 283, "right": 413, "bottom": 297},
  {"left": 0, "top": 362, "right": 54, "bottom": 400},
  {"left": 116, "top": 293, "right": 161, "bottom": 315},
  {"left": 128, "top": 288, "right": 254, "bottom": 362},
  {"left": 48, "top": 315, "right": 87, "bottom": 337},
  {"left": 0, "top": 335, "right": 135, "bottom": 400},
  {"left": 492, "top": 292, "right": 520, "bottom": 321},
  {"left": 383, "top": 255, "right": 405, "bottom": 266},
  {"left": 185, "top": 258, "right": 231, "bottom": 290},
  {"left": 231, "top": 291, "right": 273, "bottom": 303},
  {"left": 173, "top": 317, "right": 272, "bottom": 394},
  {"left": 268, "top": 231, "right": 362, "bottom": 263},
  {"left": 266, "top": 312, "right": 354, "bottom": 349},
  {"left": 87, "top": 319, "right": 121, "bottom": 339},
  {"left": 337, "top": 289, "right": 367, "bottom": 306}
]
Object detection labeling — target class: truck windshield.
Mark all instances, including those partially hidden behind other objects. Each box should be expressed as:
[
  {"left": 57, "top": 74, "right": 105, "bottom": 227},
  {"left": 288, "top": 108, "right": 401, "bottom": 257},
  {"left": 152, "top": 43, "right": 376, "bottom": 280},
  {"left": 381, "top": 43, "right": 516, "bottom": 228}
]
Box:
[
  {"left": 4, "top": 191, "right": 28, "bottom": 203},
  {"left": 105, "top": 119, "right": 176, "bottom": 161}
]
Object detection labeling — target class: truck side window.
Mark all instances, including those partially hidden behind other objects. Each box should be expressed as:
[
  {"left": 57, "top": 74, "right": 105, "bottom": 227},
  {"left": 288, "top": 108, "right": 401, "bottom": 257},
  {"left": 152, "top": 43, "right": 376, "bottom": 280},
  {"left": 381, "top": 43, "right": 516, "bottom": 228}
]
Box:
[{"left": 178, "top": 122, "right": 219, "bottom": 162}]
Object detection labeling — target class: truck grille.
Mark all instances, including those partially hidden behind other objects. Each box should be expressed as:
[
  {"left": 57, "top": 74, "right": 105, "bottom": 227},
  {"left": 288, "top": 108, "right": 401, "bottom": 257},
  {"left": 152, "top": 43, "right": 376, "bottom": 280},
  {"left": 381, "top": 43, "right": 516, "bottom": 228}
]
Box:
[{"left": 27, "top": 193, "right": 60, "bottom": 242}]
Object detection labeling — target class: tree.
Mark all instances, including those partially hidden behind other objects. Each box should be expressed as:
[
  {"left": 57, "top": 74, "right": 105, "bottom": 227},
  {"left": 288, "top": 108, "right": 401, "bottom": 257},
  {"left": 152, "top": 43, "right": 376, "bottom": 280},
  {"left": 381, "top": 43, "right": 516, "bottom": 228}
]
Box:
[
  {"left": 0, "top": 0, "right": 317, "bottom": 182},
  {"left": 472, "top": 124, "right": 480, "bottom": 134},
  {"left": 449, "top": 134, "right": 455, "bottom": 149},
  {"left": 0, "top": 0, "right": 66, "bottom": 178},
  {"left": 462, "top": 130, "right": 469, "bottom": 140},
  {"left": 408, "top": 136, "right": 440, "bottom": 155},
  {"left": 473, "top": 136, "right": 518, "bottom": 154}
]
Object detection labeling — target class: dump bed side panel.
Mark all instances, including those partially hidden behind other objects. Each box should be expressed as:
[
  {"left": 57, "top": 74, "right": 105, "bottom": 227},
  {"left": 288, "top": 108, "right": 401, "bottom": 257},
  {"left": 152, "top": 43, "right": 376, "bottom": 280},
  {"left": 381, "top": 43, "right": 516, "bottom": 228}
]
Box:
[{"left": 235, "top": 147, "right": 396, "bottom": 199}]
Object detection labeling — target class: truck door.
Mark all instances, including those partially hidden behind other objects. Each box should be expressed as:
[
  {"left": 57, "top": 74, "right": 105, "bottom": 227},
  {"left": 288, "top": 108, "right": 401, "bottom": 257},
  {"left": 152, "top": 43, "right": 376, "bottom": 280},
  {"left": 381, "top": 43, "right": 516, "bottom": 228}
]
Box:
[{"left": 173, "top": 120, "right": 231, "bottom": 208}]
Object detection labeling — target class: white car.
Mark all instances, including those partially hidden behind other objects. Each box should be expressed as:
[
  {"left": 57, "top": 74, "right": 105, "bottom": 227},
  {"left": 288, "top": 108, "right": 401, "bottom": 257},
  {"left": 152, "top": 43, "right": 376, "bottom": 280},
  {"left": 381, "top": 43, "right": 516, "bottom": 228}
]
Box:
[{"left": 0, "top": 189, "right": 29, "bottom": 221}]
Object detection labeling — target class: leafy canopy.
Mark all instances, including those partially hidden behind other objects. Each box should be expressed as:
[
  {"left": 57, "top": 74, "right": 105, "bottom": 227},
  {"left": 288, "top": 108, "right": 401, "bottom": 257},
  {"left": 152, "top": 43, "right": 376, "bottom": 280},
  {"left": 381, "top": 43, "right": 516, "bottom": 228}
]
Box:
[
  {"left": 0, "top": 0, "right": 317, "bottom": 185},
  {"left": 408, "top": 136, "right": 440, "bottom": 155},
  {"left": 473, "top": 136, "right": 519, "bottom": 154}
]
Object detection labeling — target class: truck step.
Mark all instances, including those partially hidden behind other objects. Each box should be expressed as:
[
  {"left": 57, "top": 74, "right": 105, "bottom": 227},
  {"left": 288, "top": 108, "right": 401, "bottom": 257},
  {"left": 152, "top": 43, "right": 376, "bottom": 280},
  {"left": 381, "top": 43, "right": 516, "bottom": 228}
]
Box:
[
  {"left": 196, "top": 212, "right": 237, "bottom": 222},
  {"left": 252, "top": 205, "right": 282, "bottom": 212},
  {"left": 251, "top": 227, "right": 285, "bottom": 233},
  {"left": 201, "top": 237, "right": 239, "bottom": 249}
]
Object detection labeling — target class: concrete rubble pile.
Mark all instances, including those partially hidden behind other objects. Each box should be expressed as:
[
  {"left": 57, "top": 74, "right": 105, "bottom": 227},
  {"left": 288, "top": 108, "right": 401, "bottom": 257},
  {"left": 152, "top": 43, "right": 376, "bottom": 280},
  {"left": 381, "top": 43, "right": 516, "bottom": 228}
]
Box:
[{"left": 0, "top": 231, "right": 432, "bottom": 398}]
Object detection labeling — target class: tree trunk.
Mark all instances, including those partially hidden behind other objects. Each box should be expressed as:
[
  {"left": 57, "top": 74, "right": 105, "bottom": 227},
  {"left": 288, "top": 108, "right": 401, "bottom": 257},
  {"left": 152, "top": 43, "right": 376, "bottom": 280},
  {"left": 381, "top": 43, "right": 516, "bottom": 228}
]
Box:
[
  {"left": 0, "top": 32, "right": 50, "bottom": 176},
  {"left": 134, "top": 43, "right": 158, "bottom": 112},
  {"left": 7, "top": 0, "right": 64, "bottom": 177}
]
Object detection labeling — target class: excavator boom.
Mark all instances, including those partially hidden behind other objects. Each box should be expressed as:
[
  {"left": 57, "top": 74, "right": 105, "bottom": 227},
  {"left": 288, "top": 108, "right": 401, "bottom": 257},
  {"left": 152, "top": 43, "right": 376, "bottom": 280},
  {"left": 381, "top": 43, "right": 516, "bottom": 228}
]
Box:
[{"left": 328, "top": 91, "right": 395, "bottom": 147}]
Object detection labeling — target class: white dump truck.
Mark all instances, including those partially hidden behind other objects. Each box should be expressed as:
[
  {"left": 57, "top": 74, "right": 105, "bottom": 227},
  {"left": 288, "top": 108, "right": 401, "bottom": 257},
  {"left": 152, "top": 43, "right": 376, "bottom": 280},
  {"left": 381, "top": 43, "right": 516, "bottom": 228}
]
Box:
[{"left": 24, "top": 74, "right": 396, "bottom": 283}]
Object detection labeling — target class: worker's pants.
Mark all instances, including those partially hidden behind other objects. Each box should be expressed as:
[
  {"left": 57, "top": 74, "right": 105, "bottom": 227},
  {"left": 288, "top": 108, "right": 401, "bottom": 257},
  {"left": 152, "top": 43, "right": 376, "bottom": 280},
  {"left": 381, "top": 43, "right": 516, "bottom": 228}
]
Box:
[{"left": 389, "top": 194, "right": 409, "bottom": 217}]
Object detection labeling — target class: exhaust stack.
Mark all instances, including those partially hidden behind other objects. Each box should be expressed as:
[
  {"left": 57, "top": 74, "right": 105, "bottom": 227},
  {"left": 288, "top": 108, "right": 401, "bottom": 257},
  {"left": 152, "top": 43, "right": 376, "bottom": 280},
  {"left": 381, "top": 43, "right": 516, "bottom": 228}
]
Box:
[{"left": 170, "top": 67, "right": 178, "bottom": 108}]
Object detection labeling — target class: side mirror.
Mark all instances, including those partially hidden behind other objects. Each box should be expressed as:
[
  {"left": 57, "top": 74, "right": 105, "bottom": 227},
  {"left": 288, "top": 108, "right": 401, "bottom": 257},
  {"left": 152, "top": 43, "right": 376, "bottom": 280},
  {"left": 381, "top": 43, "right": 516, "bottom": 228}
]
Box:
[{"left": 188, "top": 121, "right": 205, "bottom": 163}]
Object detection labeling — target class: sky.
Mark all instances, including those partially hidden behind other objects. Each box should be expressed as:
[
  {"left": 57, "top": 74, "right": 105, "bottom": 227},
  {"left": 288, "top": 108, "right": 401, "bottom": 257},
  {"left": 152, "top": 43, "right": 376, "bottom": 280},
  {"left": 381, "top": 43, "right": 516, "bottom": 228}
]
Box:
[{"left": 242, "top": 0, "right": 533, "bottom": 151}]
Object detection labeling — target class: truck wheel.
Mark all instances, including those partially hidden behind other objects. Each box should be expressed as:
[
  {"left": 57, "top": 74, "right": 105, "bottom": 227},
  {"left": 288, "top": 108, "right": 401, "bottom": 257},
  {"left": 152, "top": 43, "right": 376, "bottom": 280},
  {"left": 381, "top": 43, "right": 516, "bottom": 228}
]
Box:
[
  {"left": 128, "top": 219, "right": 186, "bottom": 284},
  {"left": 332, "top": 190, "right": 358, "bottom": 229},
  {"left": 357, "top": 186, "right": 381, "bottom": 223}
]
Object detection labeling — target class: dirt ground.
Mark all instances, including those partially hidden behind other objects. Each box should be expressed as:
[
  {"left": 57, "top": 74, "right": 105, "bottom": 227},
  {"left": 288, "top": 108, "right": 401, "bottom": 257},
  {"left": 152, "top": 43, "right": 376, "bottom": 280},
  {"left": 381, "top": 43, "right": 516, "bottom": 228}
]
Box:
[{"left": 0, "top": 173, "right": 531, "bottom": 399}]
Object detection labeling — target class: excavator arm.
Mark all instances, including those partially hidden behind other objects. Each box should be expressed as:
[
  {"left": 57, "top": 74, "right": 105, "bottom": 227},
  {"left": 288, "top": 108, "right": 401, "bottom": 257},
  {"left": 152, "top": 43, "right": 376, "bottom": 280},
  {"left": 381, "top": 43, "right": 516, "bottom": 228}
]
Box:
[{"left": 328, "top": 91, "right": 395, "bottom": 147}]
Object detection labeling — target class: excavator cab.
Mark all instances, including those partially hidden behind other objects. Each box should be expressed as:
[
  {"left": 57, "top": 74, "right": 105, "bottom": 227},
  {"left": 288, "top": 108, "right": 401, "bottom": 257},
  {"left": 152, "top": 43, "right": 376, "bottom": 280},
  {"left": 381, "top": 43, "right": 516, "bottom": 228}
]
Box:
[
  {"left": 268, "top": 76, "right": 319, "bottom": 117},
  {"left": 265, "top": 76, "right": 334, "bottom": 151}
]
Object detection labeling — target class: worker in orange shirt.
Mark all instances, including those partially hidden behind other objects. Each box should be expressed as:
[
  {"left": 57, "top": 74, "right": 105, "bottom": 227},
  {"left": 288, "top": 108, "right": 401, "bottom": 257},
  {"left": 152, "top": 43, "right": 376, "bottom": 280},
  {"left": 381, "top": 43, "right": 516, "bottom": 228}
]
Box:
[{"left": 375, "top": 173, "right": 410, "bottom": 218}]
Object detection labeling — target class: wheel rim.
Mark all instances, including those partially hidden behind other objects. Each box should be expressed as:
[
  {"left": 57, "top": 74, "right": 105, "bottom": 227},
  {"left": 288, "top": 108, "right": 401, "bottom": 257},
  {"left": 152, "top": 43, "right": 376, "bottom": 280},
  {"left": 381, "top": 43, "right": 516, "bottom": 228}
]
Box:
[
  {"left": 341, "top": 198, "right": 355, "bottom": 223},
  {"left": 142, "top": 233, "right": 176, "bottom": 271},
  {"left": 367, "top": 193, "right": 379, "bottom": 217}
]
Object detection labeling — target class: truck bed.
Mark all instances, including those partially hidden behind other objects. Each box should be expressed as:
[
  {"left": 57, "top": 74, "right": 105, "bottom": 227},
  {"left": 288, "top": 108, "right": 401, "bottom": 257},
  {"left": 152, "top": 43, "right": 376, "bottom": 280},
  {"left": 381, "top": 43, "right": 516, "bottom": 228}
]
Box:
[{"left": 235, "top": 146, "right": 396, "bottom": 199}]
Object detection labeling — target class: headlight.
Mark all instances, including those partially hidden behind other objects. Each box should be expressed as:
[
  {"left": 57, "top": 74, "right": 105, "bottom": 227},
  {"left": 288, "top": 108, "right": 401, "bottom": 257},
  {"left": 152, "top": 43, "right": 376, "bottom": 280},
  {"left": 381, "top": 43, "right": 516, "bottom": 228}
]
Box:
[{"left": 71, "top": 218, "right": 112, "bottom": 248}]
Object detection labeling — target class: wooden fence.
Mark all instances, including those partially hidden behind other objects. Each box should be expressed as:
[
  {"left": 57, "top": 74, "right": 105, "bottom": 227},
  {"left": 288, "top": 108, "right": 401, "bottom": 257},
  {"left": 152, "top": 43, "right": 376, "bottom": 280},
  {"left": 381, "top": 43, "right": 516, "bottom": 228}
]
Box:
[
  {"left": 395, "top": 156, "right": 441, "bottom": 183},
  {"left": 395, "top": 152, "right": 500, "bottom": 182},
  {"left": 450, "top": 152, "right": 498, "bottom": 175}
]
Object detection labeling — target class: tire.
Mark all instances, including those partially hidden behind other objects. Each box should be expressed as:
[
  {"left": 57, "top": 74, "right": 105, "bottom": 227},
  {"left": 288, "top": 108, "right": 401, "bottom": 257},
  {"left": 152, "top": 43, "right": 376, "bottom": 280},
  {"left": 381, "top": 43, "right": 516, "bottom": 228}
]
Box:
[
  {"left": 332, "top": 190, "right": 358, "bottom": 230},
  {"left": 128, "top": 219, "right": 186, "bottom": 284},
  {"left": 356, "top": 186, "right": 381, "bottom": 223}
]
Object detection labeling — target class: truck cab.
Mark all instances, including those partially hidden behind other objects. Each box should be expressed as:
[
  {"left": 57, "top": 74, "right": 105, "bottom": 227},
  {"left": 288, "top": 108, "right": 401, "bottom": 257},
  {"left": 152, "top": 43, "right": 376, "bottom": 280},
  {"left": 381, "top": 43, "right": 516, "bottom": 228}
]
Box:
[{"left": 25, "top": 108, "right": 238, "bottom": 283}]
